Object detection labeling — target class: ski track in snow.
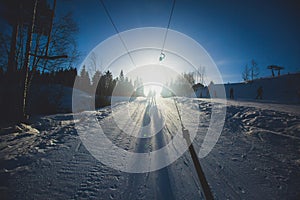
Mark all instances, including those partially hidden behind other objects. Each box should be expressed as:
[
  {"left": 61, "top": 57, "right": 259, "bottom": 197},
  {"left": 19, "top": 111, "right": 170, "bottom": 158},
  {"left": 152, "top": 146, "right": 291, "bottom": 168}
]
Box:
[{"left": 0, "top": 97, "right": 299, "bottom": 200}]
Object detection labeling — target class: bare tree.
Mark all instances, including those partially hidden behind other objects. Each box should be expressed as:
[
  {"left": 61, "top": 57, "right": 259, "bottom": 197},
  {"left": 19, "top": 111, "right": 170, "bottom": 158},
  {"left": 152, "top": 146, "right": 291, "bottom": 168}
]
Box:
[
  {"left": 1, "top": 0, "right": 78, "bottom": 119},
  {"left": 39, "top": 12, "right": 79, "bottom": 72},
  {"left": 242, "top": 59, "right": 259, "bottom": 81},
  {"left": 1, "top": 0, "right": 53, "bottom": 73},
  {"left": 183, "top": 72, "right": 195, "bottom": 85},
  {"left": 87, "top": 51, "right": 103, "bottom": 77},
  {"left": 242, "top": 64, "right": 250, "bottom": 81},
  {"left": 195, "top": 65, "right": 206, "bottom": 85},
  {"left": 250, "top": 59, "right": 259, "bottom": 80}
]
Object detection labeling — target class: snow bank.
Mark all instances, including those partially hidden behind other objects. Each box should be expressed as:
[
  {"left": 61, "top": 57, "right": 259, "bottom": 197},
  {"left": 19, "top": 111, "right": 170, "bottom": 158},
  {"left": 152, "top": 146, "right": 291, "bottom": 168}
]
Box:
[{"left": 195, "top": 73, "right": 300, "bottom": 104}]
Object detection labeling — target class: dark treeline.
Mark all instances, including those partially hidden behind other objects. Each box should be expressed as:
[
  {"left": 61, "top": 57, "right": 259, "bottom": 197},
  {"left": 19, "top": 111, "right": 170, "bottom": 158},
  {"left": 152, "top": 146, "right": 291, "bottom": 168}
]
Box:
[
  {"left": 76, "top": 67, "right": 144, "bottom": 108},
  {"left": 33, "top": 68, "right": 77, "bottom": 87},
  {"left": 0, "top": 64, "right": 197, "bottom": 124},
  {"left": 0, "top": 68, "right": 77, "bottom": 122},
  {"left": 0, "top": 0, "right": 143, "bottom": 123},
  {"left": 0, "top": 66, "right": 145, "bottom": 123},
  {"left": 0, "top": 0, "right": 196, "bottom": 123},
  {"left": 0, "top": 0, "right": 80, "bottom": 123}
]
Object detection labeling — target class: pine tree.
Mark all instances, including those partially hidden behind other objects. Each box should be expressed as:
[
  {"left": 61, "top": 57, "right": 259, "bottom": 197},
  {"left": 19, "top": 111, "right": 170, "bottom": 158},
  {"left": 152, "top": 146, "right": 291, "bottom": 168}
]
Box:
[
  {"left": 79, "top": 65, "right": 91, "bottom": 93},
  {"left": 91, "top": 70, "right": 101, "bottom": 94},
  {"left": 119, "top": 70, "right": 124, "bottom": 82}
]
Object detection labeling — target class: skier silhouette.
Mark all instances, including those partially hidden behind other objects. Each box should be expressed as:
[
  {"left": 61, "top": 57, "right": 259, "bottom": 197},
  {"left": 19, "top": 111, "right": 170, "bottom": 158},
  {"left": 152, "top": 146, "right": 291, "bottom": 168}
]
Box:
[
  {"left": 147, "top": 89, "right": 156, "bottom": 105},
  {"left": 152, "top": 90, "right": 156, "bottom": 105},
  {"left": 256, "top": 86, "right": 263, "bottom": 99},
  {"left": 147, "top": 90, "right": 152, "bottom": 104},
  {"left": 229, "top": 88, "right": 234, "bottom": 99}
]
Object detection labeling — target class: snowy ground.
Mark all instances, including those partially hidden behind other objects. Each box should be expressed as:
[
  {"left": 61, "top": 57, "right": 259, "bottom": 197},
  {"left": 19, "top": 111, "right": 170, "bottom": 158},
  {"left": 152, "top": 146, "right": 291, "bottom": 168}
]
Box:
[{"left": 0, "top": 97, "right": 299, "bottom": 199}]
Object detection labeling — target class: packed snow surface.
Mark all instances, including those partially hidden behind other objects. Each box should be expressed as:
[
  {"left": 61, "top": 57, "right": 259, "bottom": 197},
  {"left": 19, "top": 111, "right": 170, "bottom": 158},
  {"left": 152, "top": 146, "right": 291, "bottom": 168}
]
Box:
[{"left": 0, "top": 97, "right": 299, "bottom": 199}]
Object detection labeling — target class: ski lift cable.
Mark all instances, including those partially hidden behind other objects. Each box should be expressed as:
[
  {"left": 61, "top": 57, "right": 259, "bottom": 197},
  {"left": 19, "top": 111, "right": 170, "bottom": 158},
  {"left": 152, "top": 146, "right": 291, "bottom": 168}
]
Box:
[
  {"left": 98, "top": 0, "right": 213, "bottom": 198},
  {"left": 98, "top": 0, "right": 136, "bottom": 67},
  {"left": 159, "top": 0, "right": 176, "bottom": 61},
  {"left": 162, "top": 0, "right": 176, "bottom": 53},
  {"left": 99, "top": 0, "right": 174, "bottom": 63}
]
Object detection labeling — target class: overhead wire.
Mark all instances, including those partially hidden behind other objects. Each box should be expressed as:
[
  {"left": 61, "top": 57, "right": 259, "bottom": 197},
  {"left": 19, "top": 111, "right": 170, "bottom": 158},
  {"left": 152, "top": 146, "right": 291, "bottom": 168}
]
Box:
[
  {"left": 98, "top": 0, "right": 136, "bottom": 67},
  {"left": 97, "top": 0, "right": 213, "bottom": 199},
  {"left": 163, "top": 7, "right": 214, "bottom": 198},
  {"left": 160, "top": 0, "right": 176, "bottom": 61}
]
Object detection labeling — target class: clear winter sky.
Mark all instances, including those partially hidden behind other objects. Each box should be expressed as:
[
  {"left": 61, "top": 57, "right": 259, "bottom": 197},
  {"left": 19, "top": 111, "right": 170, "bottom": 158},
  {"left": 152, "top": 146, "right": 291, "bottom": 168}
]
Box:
[{"left": 4, "top": 0, "right": 300, "bottom": 83}]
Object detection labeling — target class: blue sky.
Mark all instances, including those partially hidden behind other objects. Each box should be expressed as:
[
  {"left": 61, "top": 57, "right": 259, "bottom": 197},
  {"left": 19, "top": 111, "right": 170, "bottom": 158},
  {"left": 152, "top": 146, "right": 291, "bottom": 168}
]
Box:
[{"left": 43, "top": 0, "right": 300, "bottom": 82}]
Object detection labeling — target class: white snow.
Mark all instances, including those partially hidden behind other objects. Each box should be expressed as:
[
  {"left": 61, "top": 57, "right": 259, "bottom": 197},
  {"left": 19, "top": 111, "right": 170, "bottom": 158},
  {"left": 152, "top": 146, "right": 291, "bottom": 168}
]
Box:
[
  {"left": 196, "top": 72, "right": 300, "bottom": 104},
  {"left": 0, "top": 97, "right": 299, "bottom": 199}
]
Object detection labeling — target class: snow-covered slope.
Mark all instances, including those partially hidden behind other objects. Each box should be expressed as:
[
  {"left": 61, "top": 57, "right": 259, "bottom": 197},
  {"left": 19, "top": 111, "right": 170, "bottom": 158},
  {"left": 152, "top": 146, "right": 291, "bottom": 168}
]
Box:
[
  {"left": 0, "top": 97, "right": 299, "bottom": 199},
  {"left": 196, "top": 73, "right": 300, "bottom": 104}
]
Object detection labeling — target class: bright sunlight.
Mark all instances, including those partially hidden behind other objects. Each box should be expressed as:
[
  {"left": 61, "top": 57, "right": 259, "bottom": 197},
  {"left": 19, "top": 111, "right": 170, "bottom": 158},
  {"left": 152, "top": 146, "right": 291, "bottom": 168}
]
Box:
[{"left": 143, "top": 84, "right": 163, "bottom": 97}]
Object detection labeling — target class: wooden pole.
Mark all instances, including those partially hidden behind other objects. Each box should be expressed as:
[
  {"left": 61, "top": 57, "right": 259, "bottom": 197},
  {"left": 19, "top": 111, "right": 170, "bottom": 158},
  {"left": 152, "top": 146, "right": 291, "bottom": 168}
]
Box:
[
  {"left": 173, "top": 99, "right": 214, "bottom": 200},
  {"left": 22, "top": 0, "right": 38, "bottom": 119},
  {"left": 183, "top": 129, "right": 214, "bottom": 200}
]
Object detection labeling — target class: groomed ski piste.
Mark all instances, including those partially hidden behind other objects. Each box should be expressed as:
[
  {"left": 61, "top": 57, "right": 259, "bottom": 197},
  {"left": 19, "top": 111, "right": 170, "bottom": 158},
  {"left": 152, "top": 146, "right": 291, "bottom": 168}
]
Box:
[{"left": 1, "top": 96, "right": 299, "bottom": 200}]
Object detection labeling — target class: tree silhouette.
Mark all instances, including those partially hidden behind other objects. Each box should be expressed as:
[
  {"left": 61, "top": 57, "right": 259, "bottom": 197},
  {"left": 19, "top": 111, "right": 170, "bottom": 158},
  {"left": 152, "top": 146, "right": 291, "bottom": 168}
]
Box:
[
  {"left": 78, "top": 65, "right": 91, "bottom": 93},
  {"left": 91, "top": 70, "right": 101, "bottom": 90},
  {"left": 119, "top": 70, "right": 124, "bottom": 82},
  {"left": 134, "top": 77, "right": 144, "bottom": 97},
  {"left": 242, "top": 59, "right": 259, "bottom": 81},
  {"left": 242, "top": 64, "right": 250, "bottom": 81},
  {"left": 0, "top": 0, "right": 78, "bottom": 120},
  {"left": 250, "top": 59, "right": 259, "bottom": 80},
  {"left": 0, "top": 0, "right": 52, "bottom": 74},
  {"left": 166, "top": 72, "right": 195, "bottom": 97}
]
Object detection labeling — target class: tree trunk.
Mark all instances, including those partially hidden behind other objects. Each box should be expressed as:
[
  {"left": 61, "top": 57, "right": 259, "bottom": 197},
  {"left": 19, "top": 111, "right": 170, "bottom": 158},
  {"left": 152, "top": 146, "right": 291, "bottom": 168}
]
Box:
[
  {"left": 8, "top": 21, "right": 18, "bottom": 74},
  {"left": 22, "top": 0, "right": 38, "bottom": 120},
  {"left": 42, "top": 0, "right": 56, "bottom": 73},
  {"left": 6, "top": 18, "right": 19, "bottom": 121}
]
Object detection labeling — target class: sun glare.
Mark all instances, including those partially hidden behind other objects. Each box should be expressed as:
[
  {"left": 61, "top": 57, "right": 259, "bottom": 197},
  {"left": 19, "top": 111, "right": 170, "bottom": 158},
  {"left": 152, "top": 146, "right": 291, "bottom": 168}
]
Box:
[{"left": 144, "top": 84, "right": 163, "bottom": 97}]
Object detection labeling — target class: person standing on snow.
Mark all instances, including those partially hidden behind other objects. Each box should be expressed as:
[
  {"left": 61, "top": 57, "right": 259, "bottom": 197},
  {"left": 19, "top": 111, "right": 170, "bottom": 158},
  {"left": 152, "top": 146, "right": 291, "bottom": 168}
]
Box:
[
  {"left": 229, "top": 88, "right": 234, "bottom": 99},
  {"left": 256, "top": 86, "right": 263, "bottom": 99}
]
